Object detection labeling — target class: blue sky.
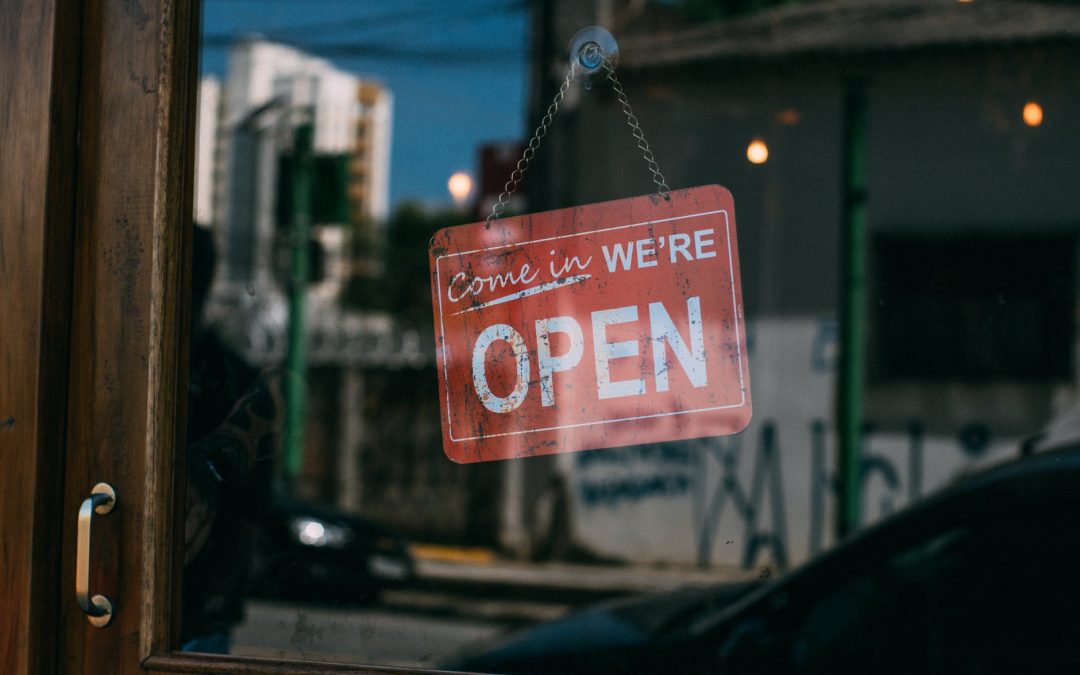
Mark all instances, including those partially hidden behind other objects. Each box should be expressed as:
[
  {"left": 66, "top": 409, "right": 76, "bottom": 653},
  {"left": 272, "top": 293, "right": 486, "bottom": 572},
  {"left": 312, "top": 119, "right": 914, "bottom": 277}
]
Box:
[{"left": 201, "top": 0, "right": 529, "bottom": 210}]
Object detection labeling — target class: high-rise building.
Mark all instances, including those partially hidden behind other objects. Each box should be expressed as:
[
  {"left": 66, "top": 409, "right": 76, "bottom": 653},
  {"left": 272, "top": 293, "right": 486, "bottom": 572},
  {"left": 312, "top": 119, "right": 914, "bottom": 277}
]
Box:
[
  {"left": 192, "top": 38, "right": 393, "bottom": 301},
  {"left": 350, "top": 82, "right": 393, "bottom": 227},
  {"left": 192, "top": 39, "right": 395, "bottom": 357}
]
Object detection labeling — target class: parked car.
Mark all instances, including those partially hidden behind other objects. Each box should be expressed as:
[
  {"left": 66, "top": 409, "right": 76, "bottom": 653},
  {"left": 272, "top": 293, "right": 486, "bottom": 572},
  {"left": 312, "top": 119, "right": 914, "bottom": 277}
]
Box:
[
  {"left": 448, "top": 444, "right": 1080, "bottom": 674},
  {"left": 248, "top": 499, "right": 415, "bottom": 604}
]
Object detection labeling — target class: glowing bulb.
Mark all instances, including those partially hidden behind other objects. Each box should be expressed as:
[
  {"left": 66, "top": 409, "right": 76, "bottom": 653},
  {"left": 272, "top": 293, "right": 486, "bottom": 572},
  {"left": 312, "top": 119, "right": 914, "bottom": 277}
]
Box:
[
  {"left": 299, "top": 521, "right": 326, "bottom": 546},
  {"left": 1023, "top": 101, "right": 1043, "bottom": 127},
  {"left": 448, "top": 171, "right": 473, "bottom": 205},
  {"left": 747, "top": 139, "right": 769, "bottom": 165}
]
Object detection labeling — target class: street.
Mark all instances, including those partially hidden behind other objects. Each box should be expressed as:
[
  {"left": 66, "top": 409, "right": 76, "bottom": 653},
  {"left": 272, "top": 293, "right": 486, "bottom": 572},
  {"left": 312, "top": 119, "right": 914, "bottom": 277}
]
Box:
[
  {"left": 230, "top": 557, "right": 743, "bottom": 667},
  {"left": 232, "top": 585, "right": 575, "bottom": 668},
  {"left": 232, "top": 598, "right": 505, "bottom": 668}
]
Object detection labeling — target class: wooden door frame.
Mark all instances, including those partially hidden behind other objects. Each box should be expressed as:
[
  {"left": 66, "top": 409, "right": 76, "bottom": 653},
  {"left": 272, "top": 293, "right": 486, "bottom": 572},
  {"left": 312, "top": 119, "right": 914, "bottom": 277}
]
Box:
[
  {"left": 54, "top": 0, "right": 199, "bottom": 670},
  {"left": 31, "top": 0, "right": 453, "bottom": 672},
  {"left": 0, "top": 1, "right": 82, "bottom": 673}
]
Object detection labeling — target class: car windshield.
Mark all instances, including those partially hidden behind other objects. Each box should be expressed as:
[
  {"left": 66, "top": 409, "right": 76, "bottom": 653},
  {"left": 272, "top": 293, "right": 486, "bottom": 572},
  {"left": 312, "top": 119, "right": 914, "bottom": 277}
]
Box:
[{"left": 182, "top": 0, "right": 1080, "bottom": 670}]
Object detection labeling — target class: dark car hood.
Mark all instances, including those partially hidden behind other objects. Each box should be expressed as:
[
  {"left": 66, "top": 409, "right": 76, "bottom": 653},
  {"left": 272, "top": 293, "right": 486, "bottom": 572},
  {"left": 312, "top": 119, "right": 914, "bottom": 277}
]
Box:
[{"left": 446, "top": 581, "right": 758, "bottom": 673}]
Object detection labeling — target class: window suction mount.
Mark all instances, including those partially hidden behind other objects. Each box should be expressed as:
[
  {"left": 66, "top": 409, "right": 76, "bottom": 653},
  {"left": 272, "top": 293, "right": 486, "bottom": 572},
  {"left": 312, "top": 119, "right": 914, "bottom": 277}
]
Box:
[{"left": 568, "top": 26, "right": 619, "bottom": 81}]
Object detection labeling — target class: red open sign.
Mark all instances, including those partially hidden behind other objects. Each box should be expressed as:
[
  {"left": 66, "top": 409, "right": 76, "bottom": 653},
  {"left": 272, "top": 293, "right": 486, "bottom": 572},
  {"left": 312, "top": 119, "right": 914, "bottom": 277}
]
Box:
[{"left": 429, "top": 185, "right": 751, "bottom": 463}]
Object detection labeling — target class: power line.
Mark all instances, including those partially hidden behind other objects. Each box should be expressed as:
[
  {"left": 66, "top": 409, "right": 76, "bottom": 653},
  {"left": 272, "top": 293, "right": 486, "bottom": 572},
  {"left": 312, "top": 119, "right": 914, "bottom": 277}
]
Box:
[
  {"left": 306, "top": 42, "right": 524, "bottom": 64},
  {"left": 201, "top": 0, "right": 527, "bottom": 67},
  {"left": 202, "top": 0, "right": 524, "bottom": 43},
  {"left": 201, "top": 35, "right": 524, "bottom": 67},
  {"left": 288, "top": 0, "right": 524, "bottom": 39}
]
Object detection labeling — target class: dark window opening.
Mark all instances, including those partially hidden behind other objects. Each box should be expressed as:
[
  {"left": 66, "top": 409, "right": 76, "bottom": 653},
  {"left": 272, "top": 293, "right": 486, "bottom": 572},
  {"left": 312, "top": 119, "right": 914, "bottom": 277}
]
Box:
[{"left": 872, "top": 233, "right": 1075, "bottom": 382}]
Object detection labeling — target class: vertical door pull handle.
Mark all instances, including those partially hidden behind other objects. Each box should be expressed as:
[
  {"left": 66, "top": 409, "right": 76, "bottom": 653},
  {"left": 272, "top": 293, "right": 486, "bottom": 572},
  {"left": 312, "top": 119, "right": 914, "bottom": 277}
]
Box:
[{"left": 76, "top": 482, "right": 116, "bottom": 628}]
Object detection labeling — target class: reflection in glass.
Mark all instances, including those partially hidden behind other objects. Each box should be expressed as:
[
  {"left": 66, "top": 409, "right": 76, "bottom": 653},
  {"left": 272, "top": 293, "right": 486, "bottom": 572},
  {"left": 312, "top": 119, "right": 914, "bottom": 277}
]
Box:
[{"left": 181, "top": 0, "right": 1080, "bottom": 669}]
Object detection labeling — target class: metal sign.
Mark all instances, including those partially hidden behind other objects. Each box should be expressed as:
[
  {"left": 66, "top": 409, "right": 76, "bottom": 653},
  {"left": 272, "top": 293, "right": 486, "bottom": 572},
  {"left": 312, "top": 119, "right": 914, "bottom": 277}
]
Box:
[{"left": 430, "top": 185, "right": 751, "bottom": 463}]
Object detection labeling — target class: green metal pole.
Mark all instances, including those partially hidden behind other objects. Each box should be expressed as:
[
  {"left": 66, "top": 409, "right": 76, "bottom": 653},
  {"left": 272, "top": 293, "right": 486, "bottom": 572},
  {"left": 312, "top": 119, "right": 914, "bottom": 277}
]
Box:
[
  {"left": 284, "top": 120, "right": 313, "bottom": 482},
  {"left": 837, "top": 82, "right": 869, "bottom": 540}
]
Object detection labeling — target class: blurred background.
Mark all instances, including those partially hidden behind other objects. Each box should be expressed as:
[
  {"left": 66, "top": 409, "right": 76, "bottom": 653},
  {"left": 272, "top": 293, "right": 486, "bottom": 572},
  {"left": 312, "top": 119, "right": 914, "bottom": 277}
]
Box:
[{"left": 186, "top": 0, "right": 1080, "bottom": 668}]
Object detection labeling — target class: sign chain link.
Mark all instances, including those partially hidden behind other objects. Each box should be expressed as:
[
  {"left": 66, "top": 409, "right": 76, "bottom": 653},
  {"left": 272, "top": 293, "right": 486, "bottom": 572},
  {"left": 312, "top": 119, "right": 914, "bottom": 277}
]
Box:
[
  {"left": 487, "top": 62, "right": 580, "bottom": 226},
  {"left": 486, "top": 46, "right": 670, "bottom": 226},
  {"left": 601, "top": 60, "right": 671, "bottom": 200}
]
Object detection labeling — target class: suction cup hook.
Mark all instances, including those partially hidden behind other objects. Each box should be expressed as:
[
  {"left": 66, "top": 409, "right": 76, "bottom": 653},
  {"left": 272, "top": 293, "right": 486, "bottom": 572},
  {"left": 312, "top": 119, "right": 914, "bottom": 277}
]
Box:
[{"left": 568, "top": 26, "right": 619, "bottom": 83}]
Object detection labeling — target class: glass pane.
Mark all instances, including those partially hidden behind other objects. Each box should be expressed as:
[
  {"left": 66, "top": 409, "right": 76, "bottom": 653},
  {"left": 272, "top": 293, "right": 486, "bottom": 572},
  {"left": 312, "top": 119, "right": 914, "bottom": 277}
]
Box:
[{"left": 181, "top": 0, "right": 1080, "bottom": 671}]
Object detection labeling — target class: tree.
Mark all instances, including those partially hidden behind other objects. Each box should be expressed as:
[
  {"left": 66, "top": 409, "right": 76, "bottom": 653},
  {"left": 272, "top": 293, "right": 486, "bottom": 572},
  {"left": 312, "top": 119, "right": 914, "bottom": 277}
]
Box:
[{"left": 343, "top": 202, "right": 473, "bottom": 331}]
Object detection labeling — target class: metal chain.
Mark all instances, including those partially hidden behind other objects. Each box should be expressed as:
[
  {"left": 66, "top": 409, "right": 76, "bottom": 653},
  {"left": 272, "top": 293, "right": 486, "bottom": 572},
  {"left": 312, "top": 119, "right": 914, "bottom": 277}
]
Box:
[
  {"left": 602, "top": 60, "right": 671, "bottom": 200},
  {"left": 486, "top": 61, "right": 579, "bottom": 226},
  {"left": 485, "top": 46, "right": 671, "bottom": 225}
]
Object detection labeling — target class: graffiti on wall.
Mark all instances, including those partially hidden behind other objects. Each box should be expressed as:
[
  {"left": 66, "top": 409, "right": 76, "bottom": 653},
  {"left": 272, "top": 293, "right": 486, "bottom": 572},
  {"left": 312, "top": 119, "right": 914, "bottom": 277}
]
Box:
[
  {"left": 575, "top": 443, "right": 694, "bottom": 507},
  {"left": 573, "top": 418, "right": 999, "bottom": 571},
  {"left": 691, "top": 425, "right": 788, "bottom": 570},
  {"left": 566, "top": 318, "right": 1010, "bottom": 570}
]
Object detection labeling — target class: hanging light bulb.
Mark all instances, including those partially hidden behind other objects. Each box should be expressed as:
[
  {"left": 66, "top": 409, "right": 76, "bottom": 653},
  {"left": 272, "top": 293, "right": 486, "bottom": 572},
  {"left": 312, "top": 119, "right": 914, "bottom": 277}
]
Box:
[
  {"left": 1023, "top": 101, "right": 1044, "bottom": 127},
  {"left": 746, "top": 138, "right": 769, "bottom": 165},
  {"left": 448, "top": 171, "right": 473, "bottom": 205}
]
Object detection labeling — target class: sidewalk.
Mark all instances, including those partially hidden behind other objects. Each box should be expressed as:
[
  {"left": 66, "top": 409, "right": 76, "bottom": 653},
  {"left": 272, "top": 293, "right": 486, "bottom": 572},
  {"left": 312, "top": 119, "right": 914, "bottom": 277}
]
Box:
[{"left": 411, "top": 545, "right": 755, "bottom": 603}]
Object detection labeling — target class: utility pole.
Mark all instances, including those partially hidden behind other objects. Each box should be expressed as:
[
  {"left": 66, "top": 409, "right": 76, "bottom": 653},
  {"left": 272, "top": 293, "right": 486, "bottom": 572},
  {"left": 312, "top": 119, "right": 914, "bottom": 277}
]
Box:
[
  {"left": 837, "top": 82, "right": 869, "bottom": 540},
  {"left": 283, "top": 118, "right": 313, "bottom": 483}
]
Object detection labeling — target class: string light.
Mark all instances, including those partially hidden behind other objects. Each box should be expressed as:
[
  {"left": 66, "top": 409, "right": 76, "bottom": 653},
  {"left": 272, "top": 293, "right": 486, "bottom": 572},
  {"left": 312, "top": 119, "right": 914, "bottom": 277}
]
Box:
[
  {"left": 1023, "top": 101, "right": 1043, "bottom": 127},
  {"left": 746, "top": 138, "right": 769, "bottom": 164},
  {"left": 448, "top": 171, "right": 473, "bottom": 204}
]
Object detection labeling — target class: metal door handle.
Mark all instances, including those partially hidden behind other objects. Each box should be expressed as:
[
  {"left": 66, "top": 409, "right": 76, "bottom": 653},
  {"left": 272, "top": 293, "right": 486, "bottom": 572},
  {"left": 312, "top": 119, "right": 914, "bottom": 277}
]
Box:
[{"left": 76, "top": 482, "right": 116, "bottom": 627}]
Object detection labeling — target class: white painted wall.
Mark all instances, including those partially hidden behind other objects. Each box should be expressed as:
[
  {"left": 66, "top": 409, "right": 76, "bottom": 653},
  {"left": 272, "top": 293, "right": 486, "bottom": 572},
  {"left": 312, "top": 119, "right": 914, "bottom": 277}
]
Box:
[{"left": 557, "top": 317, "right": 1022, "bottom": 570}]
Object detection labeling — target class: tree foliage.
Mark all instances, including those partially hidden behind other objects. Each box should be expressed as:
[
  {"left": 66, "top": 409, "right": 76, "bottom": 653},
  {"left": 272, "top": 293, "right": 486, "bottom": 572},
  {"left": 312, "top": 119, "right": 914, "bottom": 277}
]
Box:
[{"left": 343, "top": 202, "right": 472, "bottom": 330}]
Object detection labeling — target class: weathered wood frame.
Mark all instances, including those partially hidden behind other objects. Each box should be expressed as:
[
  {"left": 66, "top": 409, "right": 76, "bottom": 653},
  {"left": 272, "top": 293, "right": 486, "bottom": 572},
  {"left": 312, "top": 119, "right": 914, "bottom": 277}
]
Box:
[
  {"left": 4, "top": 0, "right": 451, "bottom": 669},
  {"left": 4, "top": 0, "right": 460, "bottom": 672},
  {"left": 0, "top": 0, "right": 82, "bottom": 671}
]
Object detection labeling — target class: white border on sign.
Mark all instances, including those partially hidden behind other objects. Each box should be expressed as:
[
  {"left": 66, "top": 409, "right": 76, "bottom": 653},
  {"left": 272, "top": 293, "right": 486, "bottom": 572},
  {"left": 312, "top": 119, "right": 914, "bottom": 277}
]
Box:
[{"left": 435, "top": 208, "right": 747, "bottom": 442}]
